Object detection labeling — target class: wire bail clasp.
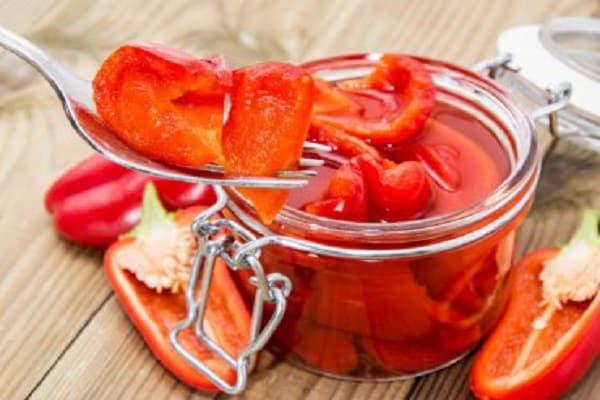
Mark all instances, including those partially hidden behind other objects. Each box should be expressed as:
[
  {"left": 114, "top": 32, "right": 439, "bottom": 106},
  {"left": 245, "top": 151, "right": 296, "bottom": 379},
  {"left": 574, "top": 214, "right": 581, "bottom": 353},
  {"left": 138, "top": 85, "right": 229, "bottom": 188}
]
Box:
[
  {"left": 473, "top": 52, "right": 521, "bottom": 80},
  {"left": 168, "top": 186, "right": 291, "bottom": 395},
  {"left": 530, "top": 81, "right": 572, "bottom": 138},
  {"left": 474, "top": 53, "right": 573, "bottom": 144}
]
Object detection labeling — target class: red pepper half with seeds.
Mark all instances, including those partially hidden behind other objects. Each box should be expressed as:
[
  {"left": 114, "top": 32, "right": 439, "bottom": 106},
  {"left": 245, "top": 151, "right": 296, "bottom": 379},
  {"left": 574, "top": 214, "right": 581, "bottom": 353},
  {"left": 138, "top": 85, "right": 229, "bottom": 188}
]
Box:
[
  {"left": 470, "top": 210, "right": 600, "bottom": 400},
  {"left": 104, "top": 183, "right": 250, "bottom": 391}
]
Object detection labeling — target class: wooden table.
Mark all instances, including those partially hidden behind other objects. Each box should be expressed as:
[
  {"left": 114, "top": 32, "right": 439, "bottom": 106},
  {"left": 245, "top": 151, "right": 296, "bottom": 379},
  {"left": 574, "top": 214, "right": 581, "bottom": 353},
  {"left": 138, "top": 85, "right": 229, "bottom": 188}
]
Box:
[{"left": 1, "top": 0, "right": 599, "bottom": 398}]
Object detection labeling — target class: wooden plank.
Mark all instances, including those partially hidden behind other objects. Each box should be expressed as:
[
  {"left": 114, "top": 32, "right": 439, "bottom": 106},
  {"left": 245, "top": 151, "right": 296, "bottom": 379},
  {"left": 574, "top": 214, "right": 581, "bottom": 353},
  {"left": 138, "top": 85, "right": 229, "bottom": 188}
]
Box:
[
  {"left": 0, "top": 0, "right": 598, "bottom": 399},
  {"left": 0, "top": 88, "right": 112, "bottom": 399},
  {"left": 223, "top": 354, "right": 412, "bottom": 400},
  {"left": 29, "top": 296, "right": 214, "bottom": 400}
]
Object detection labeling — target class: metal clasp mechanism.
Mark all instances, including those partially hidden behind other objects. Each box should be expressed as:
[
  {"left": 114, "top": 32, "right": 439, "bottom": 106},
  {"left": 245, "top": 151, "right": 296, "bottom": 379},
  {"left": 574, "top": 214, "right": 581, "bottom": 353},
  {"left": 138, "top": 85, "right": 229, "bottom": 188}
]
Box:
[
  {"left": 169, "top": 186, "right": 291, "bottom": 395},
  {"left": 473, "top": 52, "right": 521, "bottom": 79},
  {"left": 474, "top": 53, "right": 573, "bottom": 143},
  {"left": 530, "top": 82, "right": 572, "bottom": 139}
]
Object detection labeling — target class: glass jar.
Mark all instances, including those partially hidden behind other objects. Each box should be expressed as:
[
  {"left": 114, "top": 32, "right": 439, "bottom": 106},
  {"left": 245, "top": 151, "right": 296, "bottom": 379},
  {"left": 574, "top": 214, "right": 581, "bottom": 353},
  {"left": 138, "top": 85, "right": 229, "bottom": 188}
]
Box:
[{"left": 225, "top": 53, "right": 540, "bottom": 380}]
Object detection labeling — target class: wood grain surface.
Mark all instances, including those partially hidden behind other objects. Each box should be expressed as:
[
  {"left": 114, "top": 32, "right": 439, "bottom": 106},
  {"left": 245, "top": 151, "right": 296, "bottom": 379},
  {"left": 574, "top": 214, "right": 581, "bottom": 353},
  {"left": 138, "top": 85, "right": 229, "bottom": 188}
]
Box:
[{"left": 0, "top": 0, "right": 599, "bottom": 399}]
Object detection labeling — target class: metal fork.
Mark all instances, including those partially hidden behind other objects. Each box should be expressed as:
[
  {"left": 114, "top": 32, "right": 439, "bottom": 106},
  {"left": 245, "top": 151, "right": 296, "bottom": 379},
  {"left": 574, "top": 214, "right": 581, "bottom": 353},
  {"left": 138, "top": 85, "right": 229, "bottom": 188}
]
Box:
[{"left": 0, "top": 26, "right": 329, "bottom": 188}]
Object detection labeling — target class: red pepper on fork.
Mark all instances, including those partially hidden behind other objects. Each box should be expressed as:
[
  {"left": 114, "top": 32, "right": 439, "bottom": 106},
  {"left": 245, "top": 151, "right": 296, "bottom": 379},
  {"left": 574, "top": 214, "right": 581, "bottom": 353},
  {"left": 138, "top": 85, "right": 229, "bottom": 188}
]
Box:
[{"left": 45, "top": 154, "right": 215, "bottom": 247}]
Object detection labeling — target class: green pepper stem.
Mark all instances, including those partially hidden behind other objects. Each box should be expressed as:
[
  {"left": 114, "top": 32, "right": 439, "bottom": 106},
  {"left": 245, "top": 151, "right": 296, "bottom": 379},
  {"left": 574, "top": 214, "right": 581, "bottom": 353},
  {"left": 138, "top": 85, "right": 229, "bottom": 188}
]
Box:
[
  {"left": 122, "top": 182, "right": 173, "bottom": 238},
  {"left": 568, "top": 209, "right": 600, "bottom": 248}
]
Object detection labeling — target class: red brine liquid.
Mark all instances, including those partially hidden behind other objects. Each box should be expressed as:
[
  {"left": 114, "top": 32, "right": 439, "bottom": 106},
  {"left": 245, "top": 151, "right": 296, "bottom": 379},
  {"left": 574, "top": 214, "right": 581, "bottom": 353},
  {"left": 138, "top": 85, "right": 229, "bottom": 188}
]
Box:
[
  {"left": 289, "top": 97, "right": 511, "bottom": 220},
  {"left": 234, "top": 65, "right": 523, "bottom": 379}
]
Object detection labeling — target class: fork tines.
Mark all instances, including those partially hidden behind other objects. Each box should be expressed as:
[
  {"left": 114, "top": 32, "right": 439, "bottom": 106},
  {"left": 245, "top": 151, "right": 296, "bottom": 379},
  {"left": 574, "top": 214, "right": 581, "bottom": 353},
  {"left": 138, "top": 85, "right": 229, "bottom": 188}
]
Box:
[
  {"left": 197, "top": 141, "right": 331, "bottom": 179},
  {"left": 302, "top": 142, "right": 332, "bottom": 153}
]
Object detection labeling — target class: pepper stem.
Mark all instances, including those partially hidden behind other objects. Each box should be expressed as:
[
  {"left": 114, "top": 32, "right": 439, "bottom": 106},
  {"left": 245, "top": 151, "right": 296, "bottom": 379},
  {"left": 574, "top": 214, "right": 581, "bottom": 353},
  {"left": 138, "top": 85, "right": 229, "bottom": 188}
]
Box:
[
  {"left": 540, "top": 209, "right": 600, "bottom": 308},
  {"left": 567, "top": 209, "right": 600, "bottom": 248},
  {"left": 122, "top": 182, "right": 172, "bottom": 238}
]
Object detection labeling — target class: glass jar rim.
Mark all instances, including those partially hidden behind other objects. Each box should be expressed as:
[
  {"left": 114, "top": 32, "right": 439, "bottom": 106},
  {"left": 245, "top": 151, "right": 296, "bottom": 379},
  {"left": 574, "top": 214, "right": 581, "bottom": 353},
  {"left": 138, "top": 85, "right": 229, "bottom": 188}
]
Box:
[{"left": 229, "top": 53, "right": 539, "bottom": 244}]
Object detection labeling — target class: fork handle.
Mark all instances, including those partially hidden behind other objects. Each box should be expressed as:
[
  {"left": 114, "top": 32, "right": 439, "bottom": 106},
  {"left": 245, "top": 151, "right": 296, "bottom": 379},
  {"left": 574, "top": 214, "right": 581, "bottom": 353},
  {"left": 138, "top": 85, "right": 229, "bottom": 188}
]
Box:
[
  {"left": 0, "top": 26, "right": 61, "bottom": 82},
  {"left": 0, "top": 26, "right": 94, "bottom": 110}
]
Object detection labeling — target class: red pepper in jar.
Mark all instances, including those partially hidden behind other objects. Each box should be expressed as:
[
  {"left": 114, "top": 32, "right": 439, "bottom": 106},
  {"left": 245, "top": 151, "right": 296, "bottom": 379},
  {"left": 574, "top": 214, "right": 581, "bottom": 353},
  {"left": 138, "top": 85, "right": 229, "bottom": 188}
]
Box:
[
  {"left": 471, "top": 210, "right": 600, "bottom": 400},
  {"left": 45, "top": 154, "right": 215, "bottom": 246},
  {"left": 309, "top": 260, "right": 436, "bottom": 342},
  {"left": 274, "top": 318, "right": 359, "bottom": 375},
  {"left": 303, "top": 159, "right": 368, "bottom": 222},
  {"left": 305, "top": 153, "right": 434, "bottom": 222},
  {"left": 312, "top": 54, "right": 435, "bottom": 144},
  {"left": 356, "top": 153, "right": 434, "bottom": 221},
  {"left": 308, "top": 123, "right": 385, "bottom": 160},
  {"left": 312, "top": 76, "right": 362, "bottom": 115},
  {"left": 104, "top": 183, "right": 250, "bottom": 391}
]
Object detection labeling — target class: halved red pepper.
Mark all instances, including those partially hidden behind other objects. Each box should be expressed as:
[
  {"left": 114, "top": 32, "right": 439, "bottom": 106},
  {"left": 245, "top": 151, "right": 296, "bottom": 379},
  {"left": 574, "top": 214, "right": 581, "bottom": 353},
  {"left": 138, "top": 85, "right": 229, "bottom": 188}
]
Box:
[
  {"left": 46, "top": 154, "right": 215, "bottom": 246},
  {"left": 470, "top": 210, "right": 600, "bottom": 400},
  {"left": 222, "top": 62, "right": 314, "bottom": 223},
  {"left": 312, "top": 54, "right": 435, "bottom": 144},
  {"left": 93, "top": 44, "right": 231, "bottom": 167},
  {"left": 105, "top": 183, "right": 250, "bottom": 391}
]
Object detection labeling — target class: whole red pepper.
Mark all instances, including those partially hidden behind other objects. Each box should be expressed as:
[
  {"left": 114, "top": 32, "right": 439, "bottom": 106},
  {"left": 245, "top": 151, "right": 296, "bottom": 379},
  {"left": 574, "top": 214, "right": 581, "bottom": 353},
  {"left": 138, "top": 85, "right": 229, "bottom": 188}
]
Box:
[{"left": 45, "top": 154, "right": 215, "bottom": 247}]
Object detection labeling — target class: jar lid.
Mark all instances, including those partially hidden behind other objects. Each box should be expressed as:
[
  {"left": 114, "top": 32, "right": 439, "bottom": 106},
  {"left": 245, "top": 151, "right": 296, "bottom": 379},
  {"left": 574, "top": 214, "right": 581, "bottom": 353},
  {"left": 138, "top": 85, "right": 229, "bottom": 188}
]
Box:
[{"left": 496, "top": 17, "right": 600, "bottom": 151}]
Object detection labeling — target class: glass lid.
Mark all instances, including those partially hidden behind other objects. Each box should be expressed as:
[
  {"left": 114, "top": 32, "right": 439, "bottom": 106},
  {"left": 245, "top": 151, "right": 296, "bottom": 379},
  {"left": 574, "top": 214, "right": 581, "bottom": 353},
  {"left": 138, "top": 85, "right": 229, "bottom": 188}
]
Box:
[{"left": 497, "top": 17, "right": 600, "bottom": 151}]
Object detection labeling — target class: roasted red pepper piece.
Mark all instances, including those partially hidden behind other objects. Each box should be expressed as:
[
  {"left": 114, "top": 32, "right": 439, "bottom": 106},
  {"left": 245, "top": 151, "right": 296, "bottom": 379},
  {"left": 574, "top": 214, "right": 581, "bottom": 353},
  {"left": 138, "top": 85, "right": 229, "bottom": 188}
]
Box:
[
  {"left": 386, "top": 142, "right": 461, "bottom": 192},
  {"left": 308, "top": 266, "right": 370, "bottom": 334},
  {"left": 93, "top": 44, "right": 231, "bottom": 167},
  {"left": 275, "top": 319, "right": 358, "bottom": 375},
  {"left": 471, "top": 211, "right": 600, "bottom": 400},
  {"left": 46, "top": 154, "right": 215, "bottom": 247},
  {"left": 388, "top": 120, "right": 504, "bottom": 216},
  {"left": 222, "top": 62, "right": 314, "bottom": 223},
  {"left": 304, "top": 160, "right": 368, "bottom": 221},
  {"left": 363, "top": 324, "right": 482, "bottom": 374},
  {"left": 309, "top": 260, "right": 436, "bottom": 341},
  {"left": 313, "top": 54, "right": 435, "bottom": 143},
  {"left": 361, "top": 264, "right": 436, "bottom": 341},
  {"left": 313, "top": 76, "right": 362, "bottom": 115},
  {"left": 104, "top": 184, "right": 250, "bottom": 391},
  {"left": 356, "top": 154, "right": 433, "bottom": 221},
  {"left": 304, "top": 154, "right": 433, "bottom": 222},
  {"left": 308, "top": 123, "right": 383, "bottom": 160},
  {"left": 310, "top": 77, "right": 387, "bottom": 161}
]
